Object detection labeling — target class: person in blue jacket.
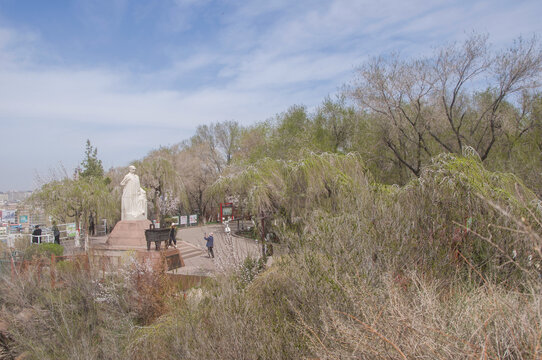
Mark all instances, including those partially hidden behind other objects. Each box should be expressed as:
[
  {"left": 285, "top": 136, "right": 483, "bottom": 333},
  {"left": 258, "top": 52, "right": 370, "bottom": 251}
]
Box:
[{"left": 204, "top": 232, "right": 214, "bottom": 258}]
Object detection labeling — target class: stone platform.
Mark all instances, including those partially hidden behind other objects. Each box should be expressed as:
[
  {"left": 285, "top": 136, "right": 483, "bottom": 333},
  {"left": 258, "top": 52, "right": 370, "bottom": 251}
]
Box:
[
  {"left": 106, "top": 219, "right": 152, "bottom": 248},
  {"left": 90, "top": 219, "right": 185, "bottom": 271}
]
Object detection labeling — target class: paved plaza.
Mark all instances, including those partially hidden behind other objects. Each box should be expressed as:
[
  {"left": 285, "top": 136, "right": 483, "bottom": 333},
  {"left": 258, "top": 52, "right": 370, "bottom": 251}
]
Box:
[
  {"left": 173, "top": 223, "right": 261, "bottom": 276},
  {"left": 71, "top": 222, "right": 262, "bottom": 277}
]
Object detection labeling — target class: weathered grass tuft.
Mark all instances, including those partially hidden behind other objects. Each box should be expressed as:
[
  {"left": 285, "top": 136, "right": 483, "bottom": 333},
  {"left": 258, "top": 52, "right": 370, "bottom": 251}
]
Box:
[{"left": 1, "top": 152, "right": 541, "bottom": 359}]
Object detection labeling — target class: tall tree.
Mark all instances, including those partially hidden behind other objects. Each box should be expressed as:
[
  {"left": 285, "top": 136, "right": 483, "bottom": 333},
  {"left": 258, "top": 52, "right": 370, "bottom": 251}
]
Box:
[
  {"left": 176, "top": 141, "right": 220, "bottom": 221},
  {"left": 80, "top": 139, "right": 104, "bottom": 178},
  {"left": 192, "top": 124, "right": 225, "bottom": 172},
  {"left": 29, "top": 140, "right": 117, "bottom": 236},
  {"left": 351, "top": 34, "right": 542, "bottom": 177},
  {"left": 313, "top": 95, "right": 358, "bottom": 153},
  {"left": 29, "top": 176, "right": 116, "bottom": 236},
  {"left": 213, "top": 120, "right": 241, "bottom": 165},
  {"left": 135, "top": 149, "right": 180, "bottom": 224},
  {"left": 235, "top": 123, "right": 274, "bottom": 164},
  {"left": 269, "top": 105, "right": 312, "bottom": 159}
]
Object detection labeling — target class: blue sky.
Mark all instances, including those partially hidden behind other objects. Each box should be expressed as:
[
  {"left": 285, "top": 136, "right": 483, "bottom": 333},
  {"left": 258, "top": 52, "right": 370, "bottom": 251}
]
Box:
[{"left": 1, "top": 0, "right": 541, "bottom": 191}]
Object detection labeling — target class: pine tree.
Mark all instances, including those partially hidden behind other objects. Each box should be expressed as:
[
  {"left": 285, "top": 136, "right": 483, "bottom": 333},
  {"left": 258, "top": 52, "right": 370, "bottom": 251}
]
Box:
[{"left": 80, "top": 139, "right": 104, "bottom": 178}]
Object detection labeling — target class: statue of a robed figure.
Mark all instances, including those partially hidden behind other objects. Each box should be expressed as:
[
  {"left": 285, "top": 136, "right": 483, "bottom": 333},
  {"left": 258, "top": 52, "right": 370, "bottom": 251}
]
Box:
[
  {"left": 100, "top": 165, "right": 182, "bottom": 273},
  {"left": 120, "top": 165, "right": 148, "bottom": 220}
]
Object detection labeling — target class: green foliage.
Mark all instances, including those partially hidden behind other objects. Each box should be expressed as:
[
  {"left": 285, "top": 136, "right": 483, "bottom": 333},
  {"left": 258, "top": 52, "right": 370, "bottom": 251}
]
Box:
[
  {"left": 390, "top": 152, "right": 540, "bottom": 282},
  {"left": 6, "top": 34, "right": 542, "bottom": 359},
  {"left": 23, "top": 243, "right": 64, "bottom": 260},
  {"left": 271, "top": 105, "right": 311, "bottom": 158},
  {"left": 235, "top": 123, "right": 272, "bottom": 163},
  {"left": 29, "top": 175, "right": 118, "bottom": 228},
  {"left": 419, "top": 149, "right": 536, "bottom": 208},
  {"left": 313, "top": 95, "right": 358, "bottom": 153},
  {"left": 135, "top": 153, "right": 182, "bottom": 222},
  {"left": 162, "top": 217, "right": 178, "bottom": 228},
  {"left": 80, "top": 139, "right": 104, "bottom": 178},
  {"left": 4, "top": 150, "right": 542, "bottom": 359},
  {"left": 27, "top": 139, "right": 117, "bottom": 230},
  {"left": 235, "top": 256, "right": 265, "bottom": 289},
  {"left": 212, "top": 152, "right": 369, "bottom": 227},
  {"left": 1, "top": 268, "right": 133, "bottom": 359},
  {"left": 54, "top": 259, "right": 75, "bottom": 272},
  {"left": 351, "top": 34, "right": 542, "bottom": 180}
]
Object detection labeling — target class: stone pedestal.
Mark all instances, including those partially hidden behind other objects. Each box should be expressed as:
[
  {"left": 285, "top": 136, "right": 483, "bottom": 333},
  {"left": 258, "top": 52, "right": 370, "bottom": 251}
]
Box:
[
  {"left": 106, "top": 219, "right": 152, "bottom": 248},
  {"left": 89, "top": 219, "right": 184, "bottom": 271},
  {"left": 136, "top": 248, "right": 185, "bottom": 270}
]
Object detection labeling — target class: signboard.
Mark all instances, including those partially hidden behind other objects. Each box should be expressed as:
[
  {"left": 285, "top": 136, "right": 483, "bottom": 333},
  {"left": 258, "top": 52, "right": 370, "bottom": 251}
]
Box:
[
  {"left": 189, "top": 214, "right": 198, "bottom": 225},
  {"left": 1, "top": 210, "right": 15, "bottom": 223},
  {"left": 220, "top": 203, "right": 234, "bottom": 222},
  {"left": 9, "top": 224, "right": 22, "bottom": 232},
  {"left": 180, "top": 216, "right": 188, "bottom": 225},
  {"left": 0, "top": 226, "right": 6, "bottom": 235},
  {"left": 66, "top": 223, "right": 77, "bottom": 237},
  {"left": 171, "top": 216, "right": 179, "bottom": 225},
  {"left": 19, "top": 215, "right": 28, "bottom": 223}
]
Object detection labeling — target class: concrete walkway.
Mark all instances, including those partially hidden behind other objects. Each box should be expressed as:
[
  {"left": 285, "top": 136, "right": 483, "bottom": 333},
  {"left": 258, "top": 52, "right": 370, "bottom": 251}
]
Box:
[
  {"left": 173, "top": 223, "right": 261, "bottom": 276},
  {"left": 68, "top": 222, "right": 262, "bottom": 277}
]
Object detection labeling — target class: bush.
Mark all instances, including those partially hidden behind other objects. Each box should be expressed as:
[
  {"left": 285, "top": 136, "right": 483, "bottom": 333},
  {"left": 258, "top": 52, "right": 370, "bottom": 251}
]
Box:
[
  {"left": 162, "top": 217, "right": 177, "bottom": 228},
  {"left": 235, "top": 256, "right": 265, "bottom": 288},
  {"left": 13, "top": 235, "right": 31, "bottom": 252},
  {"left": 0, "top": 240, "right": 8, "bottom": 256},
  {"left": 0, "top": 265, "right": 133, "bottom": 359},
  {"left": 2, "top": 153, "right": 541, "bottom": 359},
  {"left": 23, "top": 243, "right": 64, "bottom": 260}
]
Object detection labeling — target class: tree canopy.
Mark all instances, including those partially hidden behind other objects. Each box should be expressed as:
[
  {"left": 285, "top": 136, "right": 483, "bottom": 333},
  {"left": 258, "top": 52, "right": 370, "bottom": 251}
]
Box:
[{"left": 80, "top": 139, "right": 104, "bottom": 179}]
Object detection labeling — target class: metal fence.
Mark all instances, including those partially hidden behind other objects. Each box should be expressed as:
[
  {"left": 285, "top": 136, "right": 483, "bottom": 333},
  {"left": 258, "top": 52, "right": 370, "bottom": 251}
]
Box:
[{"left": 0, "top": 222, "right": 75, "bottom": 247}]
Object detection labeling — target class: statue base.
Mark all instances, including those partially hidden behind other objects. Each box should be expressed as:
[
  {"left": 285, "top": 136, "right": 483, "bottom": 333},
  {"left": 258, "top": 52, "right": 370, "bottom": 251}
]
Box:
[
  {"left": 89, "top": 220, "right": 185, "bottom": 272},
  {"left": 106, "top": 219, "right": 152, "bottom": 247}
]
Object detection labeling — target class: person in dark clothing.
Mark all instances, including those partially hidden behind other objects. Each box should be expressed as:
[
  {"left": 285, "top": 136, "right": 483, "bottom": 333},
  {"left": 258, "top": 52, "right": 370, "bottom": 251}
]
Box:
[
  {"left": 204, "top": 232, "right": 214, "bottom": 258},
  {"left": 169, "top": 224, "right": 177, "bottom": 248},
  {"left": 32, "top": 225, "right": 42, "bottom": 244},
  {"left": 89, "top": 214, "right": 95, "bottom": 236},
  {"left": 52, "top": 221, "right": 60, "bottom": 244}
]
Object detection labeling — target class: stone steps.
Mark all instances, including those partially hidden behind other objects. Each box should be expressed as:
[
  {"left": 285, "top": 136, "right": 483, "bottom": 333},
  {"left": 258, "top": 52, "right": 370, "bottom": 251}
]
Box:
[{"left": 177, "top": 242, "right": 206, "bottom": 260}]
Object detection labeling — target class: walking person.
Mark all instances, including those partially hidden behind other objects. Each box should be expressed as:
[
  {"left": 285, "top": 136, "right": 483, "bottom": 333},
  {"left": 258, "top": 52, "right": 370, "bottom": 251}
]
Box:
[
  {"left": 52, "top": 221, "right": 61, "bottom": 245},
  {"left": 169, "top": 223, "right": 177, "bottom": 248},
  {"left": 204, "top": 232, "right": 214, "bottom": 258}
]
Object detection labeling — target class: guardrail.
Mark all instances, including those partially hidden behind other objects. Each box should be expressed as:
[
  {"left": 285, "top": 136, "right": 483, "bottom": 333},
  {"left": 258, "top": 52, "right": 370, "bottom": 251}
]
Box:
[{"left": 0, "top": 232, "right": 72, "bottom": 247}]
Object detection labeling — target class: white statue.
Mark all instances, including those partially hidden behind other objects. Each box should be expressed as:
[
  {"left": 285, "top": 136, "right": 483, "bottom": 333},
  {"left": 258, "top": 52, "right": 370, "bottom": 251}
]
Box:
[
  {"left": 137, "top": 188, "right": 148, "bottom": 219},
  {"left": 120, "top": 165, "right": 148, "bottom": 220}
]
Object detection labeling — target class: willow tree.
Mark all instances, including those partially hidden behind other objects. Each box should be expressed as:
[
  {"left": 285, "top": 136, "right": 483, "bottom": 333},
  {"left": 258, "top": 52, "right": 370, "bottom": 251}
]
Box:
[
  {"left": 29, "top": 176, "right": 116, "bottom": 234},
  {"left": 29, "top": 140, "right": 116, "bottom": 234},
  {"left": 211, "top": 152, "right": 370, "bottom": 230},
  {"left": 134, "top": 151, "right": 182, "bottom": 224},
  {"left": 213, "top": 120, "right": 241, "bottom": 165},
  {"left": 352, "top": 34, "right": 542, "bottom": 178},
  {"left": 313, "top": 95, "right": 359, "bottom": 153},
  {"left": 175, "top": 141, "right": 221, "bottom": 221}
]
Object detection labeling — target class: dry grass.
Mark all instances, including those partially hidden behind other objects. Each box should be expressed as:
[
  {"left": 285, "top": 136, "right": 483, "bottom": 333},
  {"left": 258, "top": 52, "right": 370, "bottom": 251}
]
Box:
[{"left": 1, "top": 153, "right": 541, "bottom": 359}]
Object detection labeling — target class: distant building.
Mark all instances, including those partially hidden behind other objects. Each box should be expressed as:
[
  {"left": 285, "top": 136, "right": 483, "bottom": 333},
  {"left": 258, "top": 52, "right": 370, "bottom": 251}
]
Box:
[
  {"left": 6, "top": 191, "right": 32, "bottom": 202},
  {"left": 0, "top": 193, "right": 7, "bottom": 202}
]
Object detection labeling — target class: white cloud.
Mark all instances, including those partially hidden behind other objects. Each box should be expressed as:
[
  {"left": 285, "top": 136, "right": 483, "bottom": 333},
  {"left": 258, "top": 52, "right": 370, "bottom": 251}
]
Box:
[{"left": 1, "top": 0, "right": 542, "bottom": 190}]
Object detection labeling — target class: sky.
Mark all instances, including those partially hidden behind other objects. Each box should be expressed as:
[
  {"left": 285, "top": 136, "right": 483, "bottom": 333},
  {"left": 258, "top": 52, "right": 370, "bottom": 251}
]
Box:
[{"left": 0, "top": 0, "right": 541, "bottom": 191}]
